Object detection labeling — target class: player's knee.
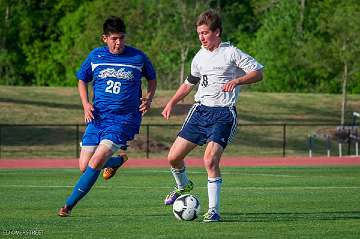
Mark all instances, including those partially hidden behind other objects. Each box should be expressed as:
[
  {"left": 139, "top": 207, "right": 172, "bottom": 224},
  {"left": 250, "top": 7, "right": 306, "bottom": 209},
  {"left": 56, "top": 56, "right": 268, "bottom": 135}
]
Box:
[
  {"left": 167, "top": 153, "right": 182, "bottom": 167},
  {"left": 203, "top": 157, "right": 218, "bottom": 171},
  {"left": 79, "top": 161, "right": 88, "bottom": 172},
  {"left": 79, "top": 165, "right": 86, "bottom": 173},
  {"left": 88, "top": 156, "right": 105, "bottom": 170}
]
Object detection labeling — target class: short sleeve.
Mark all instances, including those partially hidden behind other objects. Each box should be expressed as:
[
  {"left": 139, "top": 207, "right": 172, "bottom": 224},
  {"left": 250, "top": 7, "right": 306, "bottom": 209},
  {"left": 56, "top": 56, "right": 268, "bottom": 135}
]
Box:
[
  {"left": 190, "top": 53, "right": 202, "bottom": 78},
  {"left": 76, "top": 53, "right": 93, "bottom": 82},
  {"left": 142, "top": 54, "right": 156, "bottom": 81},
  {"left": 232, "top": 48, "right": 263, "bottom": 73}
]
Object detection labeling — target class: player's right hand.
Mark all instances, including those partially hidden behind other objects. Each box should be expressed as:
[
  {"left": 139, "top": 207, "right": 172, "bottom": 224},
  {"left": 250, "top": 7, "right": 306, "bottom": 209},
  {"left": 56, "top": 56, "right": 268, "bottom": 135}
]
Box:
[{"left": 83, "top": 102, "right": 94, "bottom": 123}]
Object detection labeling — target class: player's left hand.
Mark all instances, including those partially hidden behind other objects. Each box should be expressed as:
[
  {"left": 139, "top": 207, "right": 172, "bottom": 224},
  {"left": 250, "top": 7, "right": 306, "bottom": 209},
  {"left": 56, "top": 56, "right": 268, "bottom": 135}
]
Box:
[
  {"left": 161, "top": 103, "right": 173, "bottom": 120},
  {"left": 139, "top": 97, "right": 152, "bottom": 116},
  {"left": 223, "top": 79, "right": 238, "bottom": 92}
]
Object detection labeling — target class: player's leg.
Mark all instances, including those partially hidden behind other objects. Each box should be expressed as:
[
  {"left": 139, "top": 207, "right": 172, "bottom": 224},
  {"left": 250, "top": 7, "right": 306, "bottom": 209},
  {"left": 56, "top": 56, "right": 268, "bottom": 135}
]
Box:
[
  {"left": 77, "top": 123, "right": 99, "bottom": 172},
  {"left": 202, "top": 106, "right": 237, "bottom": 222},
  {"left": 58, "top": 123, "right": 101, "bottom": 216},
  {"left": 164, "top": 136, "right": 197, "bottom": 205},
  {"left": 102, "top": 146, "right": 128, "bottom": 180},
  {"left": 203, "top": 141, "right": 223, "bottom": 222},
  {"left": 79, "top": 147, "right": 96, "bottom": 172},
  {"left": 164, "top": 104, "right": 205, "bottom": 205},
  {"left": 58, "top": 142, "right": 114, "bottom": 217}
]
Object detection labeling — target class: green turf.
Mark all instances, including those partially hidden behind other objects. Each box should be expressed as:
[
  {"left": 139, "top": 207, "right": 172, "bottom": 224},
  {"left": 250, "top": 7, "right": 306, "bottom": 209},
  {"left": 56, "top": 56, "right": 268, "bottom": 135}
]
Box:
[{"left": 1, "top": 167, "right": 360, "bottom": 238}]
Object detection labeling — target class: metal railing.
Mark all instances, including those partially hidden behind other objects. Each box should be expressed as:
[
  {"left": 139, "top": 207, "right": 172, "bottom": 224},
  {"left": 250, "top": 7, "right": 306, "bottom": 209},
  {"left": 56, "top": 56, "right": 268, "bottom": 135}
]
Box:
[{"left": 0, "top": 123, "right": 358, "bottom": 159}]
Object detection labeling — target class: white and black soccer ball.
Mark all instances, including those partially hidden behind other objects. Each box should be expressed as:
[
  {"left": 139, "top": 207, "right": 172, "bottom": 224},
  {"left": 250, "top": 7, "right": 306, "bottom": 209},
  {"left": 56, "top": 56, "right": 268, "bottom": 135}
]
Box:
[{"left": 172, "top": 194, "right": 201, "bottom": 221}]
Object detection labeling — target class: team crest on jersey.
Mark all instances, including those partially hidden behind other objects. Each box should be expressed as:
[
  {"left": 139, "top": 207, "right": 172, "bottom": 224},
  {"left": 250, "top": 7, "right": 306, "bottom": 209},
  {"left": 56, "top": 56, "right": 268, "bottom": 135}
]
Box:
[
  {"left": 213, "top": 66, "right": 225, "bottom": 70},
  {"left": 98, "top": 68, "right": 134, "bottom": 80}
]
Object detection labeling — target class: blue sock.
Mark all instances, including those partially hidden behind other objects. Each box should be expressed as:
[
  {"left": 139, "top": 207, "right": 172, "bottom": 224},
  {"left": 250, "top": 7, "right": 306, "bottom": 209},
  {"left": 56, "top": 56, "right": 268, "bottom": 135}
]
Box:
[
  {"left": 65, "top": 166, "right": 100, "bottom": 209},
  {"left": 102, "top": 155, "right": 124, "bottom": 168}
]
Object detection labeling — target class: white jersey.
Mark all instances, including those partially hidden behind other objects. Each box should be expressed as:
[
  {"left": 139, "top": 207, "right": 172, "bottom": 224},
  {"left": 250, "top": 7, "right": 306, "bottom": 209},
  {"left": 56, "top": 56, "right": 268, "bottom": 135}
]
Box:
[{"left": 185, "top": 42, "right": 263, "bottom": 107}]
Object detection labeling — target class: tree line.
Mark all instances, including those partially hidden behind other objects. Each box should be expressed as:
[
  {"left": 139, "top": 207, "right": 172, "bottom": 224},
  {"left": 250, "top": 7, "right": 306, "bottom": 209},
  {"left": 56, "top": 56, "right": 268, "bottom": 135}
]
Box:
[{"left": 1, "top": 0, "right": 359, "bottom": 95}]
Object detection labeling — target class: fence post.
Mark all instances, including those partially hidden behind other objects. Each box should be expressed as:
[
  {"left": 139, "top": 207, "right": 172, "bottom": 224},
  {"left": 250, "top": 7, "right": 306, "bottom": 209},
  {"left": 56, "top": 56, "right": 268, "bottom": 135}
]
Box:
[
  {"left": 282, "top": 123, "right": 287, "bottom": 157},
  {"left": 308, "top": 135, "right": 312, "bottom": 157},
  {"left": 356, "top": 129, "right": 359, "bottom": 157},
  {"left": 146, "top": 124, "right": 150, "bottom": 159},
  {"left": 339, "top": 143, "right": 342, "bottom": 157},
  {"left": 347, "top": 137, "right": 351, "bottom": 156},
  {"left": 326, "top": 134, "right": 331, "bottom": 157}
]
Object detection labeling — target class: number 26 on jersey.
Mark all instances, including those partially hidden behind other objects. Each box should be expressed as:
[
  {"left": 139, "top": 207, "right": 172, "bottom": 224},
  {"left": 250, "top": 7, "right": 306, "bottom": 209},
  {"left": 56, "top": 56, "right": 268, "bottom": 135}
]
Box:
[{"left": 105, "top": 80, "right": 121, "bottom": 94}]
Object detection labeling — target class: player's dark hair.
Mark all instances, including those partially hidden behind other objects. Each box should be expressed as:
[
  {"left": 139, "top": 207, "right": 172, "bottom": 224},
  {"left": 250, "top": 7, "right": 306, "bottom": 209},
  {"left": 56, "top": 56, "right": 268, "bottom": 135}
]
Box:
[
  {"left": 103, "top": 16, "right": 126, "bottom": 35},
  {"left": 196, "top": 9, "right": 222, "bottom": 36}
]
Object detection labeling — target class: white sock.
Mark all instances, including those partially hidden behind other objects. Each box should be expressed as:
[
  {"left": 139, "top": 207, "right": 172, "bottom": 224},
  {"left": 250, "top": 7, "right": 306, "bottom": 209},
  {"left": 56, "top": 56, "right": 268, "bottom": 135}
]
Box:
[
  {"left": 208, "top": 177, "right": 222, "bottom": 213},
  {"left": 171, "top": 167, "right": 189, "bottom": 190}
]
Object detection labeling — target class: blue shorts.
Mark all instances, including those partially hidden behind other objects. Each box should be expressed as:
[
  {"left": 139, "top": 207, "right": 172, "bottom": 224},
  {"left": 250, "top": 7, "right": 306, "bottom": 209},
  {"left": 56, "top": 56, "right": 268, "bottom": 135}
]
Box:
[
  {"left": 178, "top": 104, "right": 238, "bottom": 149},
  {"left": 81, "top": 113, "right": 141, "bottom": 148}
]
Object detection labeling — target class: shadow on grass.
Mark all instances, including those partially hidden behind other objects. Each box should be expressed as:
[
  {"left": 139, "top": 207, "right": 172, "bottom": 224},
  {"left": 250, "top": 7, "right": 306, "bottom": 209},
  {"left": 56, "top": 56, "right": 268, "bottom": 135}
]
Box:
[
  {"left": 222, "top": 211, "right": 360, "bottom": 222},
  {"left": 0, "top": 97, "right": 80, "bottom": 110},
  {"left": 146, "top": 104, "right": 193, "bottom": 117},
  {"left": 1, "top": 125, "right": 84, "bottom": 146}
]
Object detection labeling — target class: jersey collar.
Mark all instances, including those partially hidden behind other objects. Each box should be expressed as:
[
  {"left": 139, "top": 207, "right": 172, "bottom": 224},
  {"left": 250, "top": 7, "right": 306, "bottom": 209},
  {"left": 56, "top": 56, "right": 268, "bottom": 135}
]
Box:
[{"left": 201, "top": 42, "right": 230, "bottom": 52}]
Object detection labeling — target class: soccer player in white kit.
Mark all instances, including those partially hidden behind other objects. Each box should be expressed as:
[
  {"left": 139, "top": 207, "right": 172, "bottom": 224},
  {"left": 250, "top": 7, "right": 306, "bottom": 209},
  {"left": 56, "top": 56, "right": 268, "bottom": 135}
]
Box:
[{"left": 162, "top": 9, "right": 263, "bottom": 222}]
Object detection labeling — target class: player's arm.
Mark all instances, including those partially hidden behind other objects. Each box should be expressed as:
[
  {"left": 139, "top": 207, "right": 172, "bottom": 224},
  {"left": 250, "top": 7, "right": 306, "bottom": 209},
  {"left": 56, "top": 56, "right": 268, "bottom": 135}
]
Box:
[
  {"left": 78, "top": 80, "right": 94, "bottom": 123},
  {"left": 223, "top": 69, "right": 263, "bottom": 92},
  {"left": 140, "top": 79, "right": 157, "bottom": 115},
  {"left": 161, "top": 75, "right": 199, "bottom": 119}
]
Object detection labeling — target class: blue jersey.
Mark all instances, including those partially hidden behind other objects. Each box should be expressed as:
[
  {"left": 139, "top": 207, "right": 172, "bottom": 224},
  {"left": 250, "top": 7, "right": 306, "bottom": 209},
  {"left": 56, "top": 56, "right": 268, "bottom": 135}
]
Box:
[{"left": 76, "top": 46, "right": 156, "bottom": 121}]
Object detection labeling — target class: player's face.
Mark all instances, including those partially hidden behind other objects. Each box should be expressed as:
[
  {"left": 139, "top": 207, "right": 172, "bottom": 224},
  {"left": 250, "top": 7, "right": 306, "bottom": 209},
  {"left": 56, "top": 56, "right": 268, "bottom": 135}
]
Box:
[
  {"left": 197, "top": 25, "right": 221, "bottom": 51},
  {"left": 102, "top": 32, "right": 126, "bottom": 54}
]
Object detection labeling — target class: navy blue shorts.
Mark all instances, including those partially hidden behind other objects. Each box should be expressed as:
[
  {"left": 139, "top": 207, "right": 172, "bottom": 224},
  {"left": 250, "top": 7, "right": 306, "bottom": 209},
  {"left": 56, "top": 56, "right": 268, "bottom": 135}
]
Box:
[{"left": 178, "top": 104, "right": 238, "bottom": 149}]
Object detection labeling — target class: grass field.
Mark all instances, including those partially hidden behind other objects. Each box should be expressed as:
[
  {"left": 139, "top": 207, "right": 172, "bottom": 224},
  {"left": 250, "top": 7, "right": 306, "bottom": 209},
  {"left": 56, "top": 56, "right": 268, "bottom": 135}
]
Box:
[
  {"left": 1, "top": 166, "right": 360, "bottom": 238},
  {"left": 1, "top": 86, "right": 360, "bottom": 124},
  {"left": 1, "top": 86, "right": 360, "bottom": 158}
]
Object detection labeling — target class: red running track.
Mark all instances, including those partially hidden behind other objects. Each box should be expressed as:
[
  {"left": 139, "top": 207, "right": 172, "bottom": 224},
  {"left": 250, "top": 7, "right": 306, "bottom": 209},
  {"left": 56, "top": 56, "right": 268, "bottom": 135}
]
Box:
[{"left": 0, "top": 156, "right": 359, "bottom": 169}]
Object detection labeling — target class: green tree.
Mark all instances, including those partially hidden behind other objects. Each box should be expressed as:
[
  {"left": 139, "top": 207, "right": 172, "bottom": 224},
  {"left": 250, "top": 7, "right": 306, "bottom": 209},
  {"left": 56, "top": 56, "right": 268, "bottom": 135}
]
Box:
[
  {"left": 252, "top": 0, "right": 307, "bottom": 92},
  {"left": 215, "top": 0, "right": 260, "bottom": 57},
  {"left": 51, "top": 0, "right": 212, "bottom": 88},
  {"left": 297, "top": 0, "right": 360, "bottom": 123},
  {"left": 0, "top": 0, "right": 89, "bottom": 86},
  {"left": 316, "top": 0, "right": 360, "bottom": 123},
  {"left": 24, "top": 0, "right": 91, "bottom": 86},
  {"left": 50, "top": 0, "right": 147, "bottom": 86},
  {"left": 0, "top": 1, "right": 30, "bottom": 85},
  {"left": 149, "top": 0, "right": 210, "bottom": 88}
]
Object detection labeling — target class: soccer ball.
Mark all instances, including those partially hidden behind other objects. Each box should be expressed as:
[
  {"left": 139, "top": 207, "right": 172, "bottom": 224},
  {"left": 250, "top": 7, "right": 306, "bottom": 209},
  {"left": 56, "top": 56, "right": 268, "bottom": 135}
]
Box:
[{"left": 172, "top": 194, "right": 201, "bottom": 221}]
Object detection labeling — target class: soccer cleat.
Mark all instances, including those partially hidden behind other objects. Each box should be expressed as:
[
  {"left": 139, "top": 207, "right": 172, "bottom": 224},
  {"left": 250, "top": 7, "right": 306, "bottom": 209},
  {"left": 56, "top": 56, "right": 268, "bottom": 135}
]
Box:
[
  {"left": 203, "top": 209, "right": 221, "bottom": 222},
  {"left": 58, "top": 206, "right": 71, "bottom": 217},
  {"left": 164, "top": 181, "right": 194, "bottom": 205},
  {"left": 102, "top": 153, "right": 128, "bottom": 180}
]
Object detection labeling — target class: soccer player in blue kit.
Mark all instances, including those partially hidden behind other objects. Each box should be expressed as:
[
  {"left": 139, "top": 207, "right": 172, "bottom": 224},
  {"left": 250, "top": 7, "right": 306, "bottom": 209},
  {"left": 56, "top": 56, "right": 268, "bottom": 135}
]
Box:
[
  {"left": 58, "top": 16, "right": 156, "bottom": 217},
  {"left": 162, "top": 10, "right": 263, "bottom": 222}
]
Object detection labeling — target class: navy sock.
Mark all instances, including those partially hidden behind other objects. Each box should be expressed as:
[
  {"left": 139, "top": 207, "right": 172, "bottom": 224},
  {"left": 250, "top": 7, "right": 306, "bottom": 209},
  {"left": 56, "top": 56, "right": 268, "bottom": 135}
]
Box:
[
  {"left": 65, "top": 166, "right": 100, "bottom": 209},
  {"left": 102, "top": 155, "right": 124, "bottom": 169}
]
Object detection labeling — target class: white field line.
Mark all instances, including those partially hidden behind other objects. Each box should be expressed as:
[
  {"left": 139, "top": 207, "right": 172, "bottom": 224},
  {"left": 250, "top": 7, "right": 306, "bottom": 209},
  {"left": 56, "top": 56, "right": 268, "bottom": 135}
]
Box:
[
  {"left": 1, "top": 170, "right": 355, "bottom": 179},
  {"left": 131, "top": 170, "right": 359, "bottom": 179},
  {"left": 123, "top": 170, "right": 303, "bottom": 178}
]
